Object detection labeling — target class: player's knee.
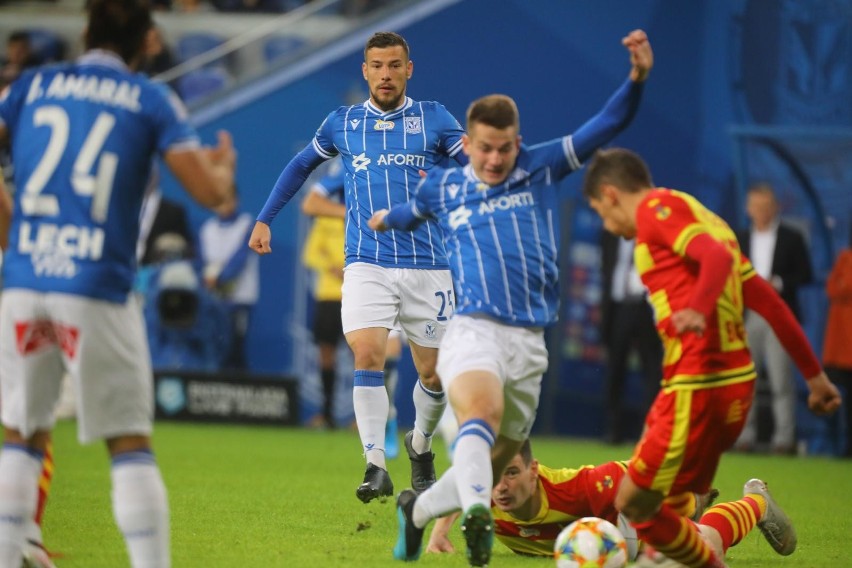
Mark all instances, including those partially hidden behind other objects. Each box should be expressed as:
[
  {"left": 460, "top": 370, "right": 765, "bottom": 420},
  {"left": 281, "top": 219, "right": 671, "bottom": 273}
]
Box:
[{"left": 418, "top": 370, "right": 441, "bottom": 390}]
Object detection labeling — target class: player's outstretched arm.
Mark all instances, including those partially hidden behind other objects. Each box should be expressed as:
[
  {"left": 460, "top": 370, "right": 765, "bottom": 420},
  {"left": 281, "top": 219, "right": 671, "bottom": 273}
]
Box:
[
  {"left": 570, "top": 30, "right": 653, "bottom": 162},
  {"left": 623, "top": 29, "right": 653, "bottom": 83},
  {"left": 742, "top": 273, "right": 842, "bottom": 415},
  {"left": 425, "top": 512, "right": 459, "bottom": 554},
  {"left": 165, "top": 129, "right": 236, "bottom": 209}
]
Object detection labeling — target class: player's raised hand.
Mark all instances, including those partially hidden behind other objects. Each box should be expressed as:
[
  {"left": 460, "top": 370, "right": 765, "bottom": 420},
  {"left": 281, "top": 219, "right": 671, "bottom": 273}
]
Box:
[
  {"left": 671, "top": 308, "right": 705, "bottom": 337},
  {"left": 249, "top": 221, "right": 272, "bottom": 254},
  {"left": 207, "top": 129, "right": 237, "bottom": 170},
  {"left": 368, "top": 209, "right": 390, "bottom": 231},
  {"left": 805, "top": 372, "right": 843, "bottom": 416},
  {"left": 623, "top": 29, "right": 652, "bottom": 82}
]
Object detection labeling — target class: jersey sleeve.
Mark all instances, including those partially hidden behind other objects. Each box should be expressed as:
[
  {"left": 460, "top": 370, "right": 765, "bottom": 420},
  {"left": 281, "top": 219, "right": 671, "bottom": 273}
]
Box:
[
  {"left": 434, "top": 104, "right": 465, "bottom": 161},
  {"left": 149, "top": 83, "right": 200, "bottom": 153},
  {"left": 384, "top": 175, "right": 435, "bottom": 231},
  {"left": 313, "top": 110, "right": 341, "bottom": 159}
]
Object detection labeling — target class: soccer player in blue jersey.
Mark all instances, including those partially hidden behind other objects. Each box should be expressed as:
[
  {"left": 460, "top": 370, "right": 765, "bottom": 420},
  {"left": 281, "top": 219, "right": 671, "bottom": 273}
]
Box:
[
  {"left": 250, "top": 31, "right": 468, "bottom": 503},
  {"left": 0, "top": 1, "right": 236, "bottom": 566},
  {"left": 368, "top": 29, "right": 653, "bottom": 567}
]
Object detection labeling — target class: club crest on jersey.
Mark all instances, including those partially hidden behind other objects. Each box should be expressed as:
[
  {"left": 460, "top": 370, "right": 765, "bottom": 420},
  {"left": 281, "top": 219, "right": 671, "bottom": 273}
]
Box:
[
  {"left": 373, "top": 119, "right": 395, "bottom": 131},
  {"left": 404, "top": 116, "right": 422, "bottom": 134},
  {"left": 475, "top": 182, "right": 489, "bottom": 192}
]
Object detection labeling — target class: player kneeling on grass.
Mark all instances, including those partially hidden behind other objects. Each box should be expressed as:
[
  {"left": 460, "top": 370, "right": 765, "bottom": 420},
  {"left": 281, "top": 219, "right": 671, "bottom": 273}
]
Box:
[{"left": 427, "top": 440, "right": 799, "bottom": 568}]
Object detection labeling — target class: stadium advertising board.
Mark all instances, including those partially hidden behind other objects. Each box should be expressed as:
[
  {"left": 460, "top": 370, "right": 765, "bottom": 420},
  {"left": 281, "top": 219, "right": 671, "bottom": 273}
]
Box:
[{"left": 154, "top": 371, "right": 299, "bottom": 426}]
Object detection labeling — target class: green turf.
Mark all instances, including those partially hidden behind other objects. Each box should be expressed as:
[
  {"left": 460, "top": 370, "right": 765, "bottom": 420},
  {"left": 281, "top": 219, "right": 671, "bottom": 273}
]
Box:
[{"left": 41, "top": 420, "right": 850, "bottom": 567}]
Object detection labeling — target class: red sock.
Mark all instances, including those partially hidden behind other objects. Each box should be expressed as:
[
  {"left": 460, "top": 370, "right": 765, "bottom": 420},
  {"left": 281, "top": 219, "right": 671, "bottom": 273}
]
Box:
[
  {"left": 633, "top": 504, "right": 724, "bottom": 568},
  {"left": 699, "top": 496, "right": 762, "bottom": 551}
]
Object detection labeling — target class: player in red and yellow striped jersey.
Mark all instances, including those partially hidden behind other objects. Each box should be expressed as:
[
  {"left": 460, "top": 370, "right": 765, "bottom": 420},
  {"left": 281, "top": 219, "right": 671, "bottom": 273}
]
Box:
[
  {"left": 583, "top": 148, "right": 841, "bottom": 568},
  {"left": 425, "top": 440, "right": 792, "bottom": 565}
]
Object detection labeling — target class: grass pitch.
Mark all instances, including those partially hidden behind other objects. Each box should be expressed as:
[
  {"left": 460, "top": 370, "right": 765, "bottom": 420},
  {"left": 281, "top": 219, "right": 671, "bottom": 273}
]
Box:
[{"left": 42, "top": 420, "right": 850, "bottom": 567}]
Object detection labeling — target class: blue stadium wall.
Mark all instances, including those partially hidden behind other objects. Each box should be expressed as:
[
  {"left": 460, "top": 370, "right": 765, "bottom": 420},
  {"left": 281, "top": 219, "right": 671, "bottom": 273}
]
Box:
[{"left": 162, "top": 0, "right": 852, "bottom": 439}]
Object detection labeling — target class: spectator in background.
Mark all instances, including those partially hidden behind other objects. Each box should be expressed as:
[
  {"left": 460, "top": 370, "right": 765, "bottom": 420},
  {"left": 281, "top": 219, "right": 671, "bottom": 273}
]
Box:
[
  {"left": 199, "top": 185, "right": 260, "bottom": 371},
  {"left": 599, "top": 231, "right": 661, "bottom": 444},
  {"left": 140, "top": 25, "right": 175, "bottom": 79},
  {"left": 823, "top": 228, "right": 852, "bottom": 458},
  {"left": 301, "top": 171, "right": 346, "bottom": 429},
  {"left": 734, "top": 183, "right": 813, "bottom": 455},
  {"left": 0, "top": 31, "right": 35, "bottom": 90}
]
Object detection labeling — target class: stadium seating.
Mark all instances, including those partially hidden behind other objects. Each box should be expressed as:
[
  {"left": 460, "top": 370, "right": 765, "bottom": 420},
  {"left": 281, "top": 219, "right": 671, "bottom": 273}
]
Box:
[
  {"left": 26, "top": 28, "right": 66, "bottom": 64},
  {"left": 262, "top": 34, "right": 308, "bottom": 64},
  {"left": 176, "top": 32, "right": 227, "bottom": 66},
  {"left": 176, "top": 66, "right": 231, "bottom": 104}
]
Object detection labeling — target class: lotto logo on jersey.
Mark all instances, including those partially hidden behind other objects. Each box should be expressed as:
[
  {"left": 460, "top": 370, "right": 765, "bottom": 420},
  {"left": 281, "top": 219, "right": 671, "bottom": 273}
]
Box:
[
  {"left": 15, "top": 320, "right": 80, "bottom": 358},
  {"left": 373, "top": 119, "right": 395, "bottom": 131}
]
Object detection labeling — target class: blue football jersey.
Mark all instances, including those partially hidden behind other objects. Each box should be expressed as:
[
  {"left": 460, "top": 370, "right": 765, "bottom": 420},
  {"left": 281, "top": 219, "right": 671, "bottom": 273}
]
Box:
[
  {"left": 0, "top": 51, "right": 198, "bottom": 302},
  {"left": 314, "top": 97, "right": 464, "bottom": 268},
  {"left": 409, "top": 137, "right": 582, "bottom": 326}
]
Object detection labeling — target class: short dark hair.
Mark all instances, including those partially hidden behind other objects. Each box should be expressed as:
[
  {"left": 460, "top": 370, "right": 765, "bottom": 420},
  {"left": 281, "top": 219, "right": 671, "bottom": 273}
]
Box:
[
  {"left": 85, "top": 0, "right": 152, "bottom": 65},
  {"left": 466, "top": 94, "right": 519, "bottom": 132},
  {"left": 582, "top": 147, "right": 654, "bottom": 199},
  {"left": 364, "top": 32, "right": 409, "bottom": 61},
  {"left": 8, "top": 31, "right": 30, "bottom": 45},
  {"left": 518, "top": 439, "right": 533, "bottom": 466}
]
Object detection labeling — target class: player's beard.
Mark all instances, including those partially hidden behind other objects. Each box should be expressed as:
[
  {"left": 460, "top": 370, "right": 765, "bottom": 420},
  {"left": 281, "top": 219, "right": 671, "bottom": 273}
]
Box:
[{"left": 371, "top": 86, "right": 403, "bottom": 112}]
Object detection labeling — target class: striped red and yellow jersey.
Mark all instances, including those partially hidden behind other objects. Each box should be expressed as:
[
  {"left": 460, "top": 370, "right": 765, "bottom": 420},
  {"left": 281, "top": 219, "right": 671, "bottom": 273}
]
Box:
[
  {"left": 634, "top": 189, "right": 757, "bottom": 390},
  {"left": 493, "top": 461, "right": 627, "bottom": 556}
]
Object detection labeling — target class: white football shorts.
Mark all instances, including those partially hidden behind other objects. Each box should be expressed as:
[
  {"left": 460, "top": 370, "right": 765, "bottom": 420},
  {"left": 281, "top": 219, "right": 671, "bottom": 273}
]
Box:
[
  {"left": 0, "top": 290, "right": 153, "bottom": 444},
  {"left": 436, "top": 314, "right": 548, "bottom": 441},
  {"left": 341, "top": 262, "right": 453, "bottom": 348}
]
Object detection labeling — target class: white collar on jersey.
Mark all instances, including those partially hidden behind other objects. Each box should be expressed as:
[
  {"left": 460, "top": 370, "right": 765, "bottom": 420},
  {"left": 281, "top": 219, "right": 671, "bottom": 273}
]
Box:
[
  {"left": 364, "top": 96, "right": 413, "bottom": 118},
  {"left": 77, "top": 49, "right": 131, "bottom": 72}
]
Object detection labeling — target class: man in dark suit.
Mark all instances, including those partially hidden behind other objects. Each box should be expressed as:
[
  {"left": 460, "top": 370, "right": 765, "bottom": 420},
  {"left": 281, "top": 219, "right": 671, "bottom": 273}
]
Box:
[
  {"left": 735, "top": 182, "right": 813, "bottom": 454},
  {"left": 599, "top": 230, "right": 662, "bottom": 444}
]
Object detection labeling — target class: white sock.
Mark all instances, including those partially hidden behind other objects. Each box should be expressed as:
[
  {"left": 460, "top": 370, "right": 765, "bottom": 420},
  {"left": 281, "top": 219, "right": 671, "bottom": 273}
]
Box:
[
  {"left": 111, "top": 451, "right": 170, "bottom": 568},
  {"left": 353, "top": 370, "right": 388, "bottom": 469},
  {"left": 453, "top": 420, "right": 495, "bottom": 512},
  {"left": 411, "top": 379, "right": 446, "bottom": 454},
  {"left": 0, "top": 445, "right": 41, "bottom": 568},
  {"left": 412, "top": 467, "right": 460, "bottom": 529}
]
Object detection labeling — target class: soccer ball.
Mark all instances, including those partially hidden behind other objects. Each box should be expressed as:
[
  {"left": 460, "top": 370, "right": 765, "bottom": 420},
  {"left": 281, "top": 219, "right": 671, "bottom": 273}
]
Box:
[{"left": 553, "top": 517, "right": 628, "bottom": 568}]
